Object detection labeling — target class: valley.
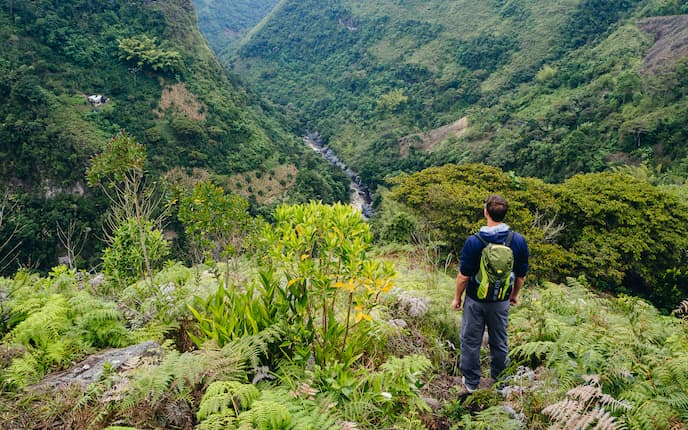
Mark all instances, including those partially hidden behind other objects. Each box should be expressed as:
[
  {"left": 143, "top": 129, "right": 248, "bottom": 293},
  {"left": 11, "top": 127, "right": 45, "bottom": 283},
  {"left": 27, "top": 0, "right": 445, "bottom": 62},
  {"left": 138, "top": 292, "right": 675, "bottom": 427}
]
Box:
[{"left": 1, "top": 0, "right": 688, "bottom": 428}]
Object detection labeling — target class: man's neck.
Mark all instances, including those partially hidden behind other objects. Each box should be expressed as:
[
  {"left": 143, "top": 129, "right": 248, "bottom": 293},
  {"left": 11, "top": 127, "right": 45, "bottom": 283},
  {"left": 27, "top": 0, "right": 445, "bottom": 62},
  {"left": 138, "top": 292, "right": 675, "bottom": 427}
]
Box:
[{"left": 486, "top": 220, "right": 502, "bottom": 228}]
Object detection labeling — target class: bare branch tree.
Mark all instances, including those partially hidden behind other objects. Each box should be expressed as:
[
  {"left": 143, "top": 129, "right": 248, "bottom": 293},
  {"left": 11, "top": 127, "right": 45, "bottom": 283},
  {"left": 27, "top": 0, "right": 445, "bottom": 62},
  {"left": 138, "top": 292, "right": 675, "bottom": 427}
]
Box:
[
  {"left": 56, "top": 219, "right": 90, "bottom": 269},
  {"left": 531, "top": 210, "right": 566, "bottom": 243},
  {"left": 0, "top": 190, "right": 22, "bottom": 273}
]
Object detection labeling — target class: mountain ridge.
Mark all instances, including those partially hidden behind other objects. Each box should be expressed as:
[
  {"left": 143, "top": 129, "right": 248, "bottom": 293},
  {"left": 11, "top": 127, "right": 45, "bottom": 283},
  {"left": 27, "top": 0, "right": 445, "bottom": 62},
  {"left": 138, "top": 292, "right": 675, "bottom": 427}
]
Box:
[
  {"left": 0, "top": 0, "right": 349, "bottom": 272},
  {"left": 205, "top": 0, "right": 688, "bottom": 186}
]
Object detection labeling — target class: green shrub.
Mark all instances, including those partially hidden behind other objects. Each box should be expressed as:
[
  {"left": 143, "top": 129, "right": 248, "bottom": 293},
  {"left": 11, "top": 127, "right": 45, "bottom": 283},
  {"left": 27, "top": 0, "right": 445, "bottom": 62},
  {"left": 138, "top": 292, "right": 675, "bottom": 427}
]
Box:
[{"left": 102, "top": 219, "right": 170, "bottom": 289}]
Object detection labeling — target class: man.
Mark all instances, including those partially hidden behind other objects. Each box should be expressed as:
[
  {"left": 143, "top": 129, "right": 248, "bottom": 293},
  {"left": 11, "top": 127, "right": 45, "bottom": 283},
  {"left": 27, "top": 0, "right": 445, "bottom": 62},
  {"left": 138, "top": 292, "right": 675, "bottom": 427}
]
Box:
[{"left": 451, "top": 194, "right": 529, "bottom": 393}]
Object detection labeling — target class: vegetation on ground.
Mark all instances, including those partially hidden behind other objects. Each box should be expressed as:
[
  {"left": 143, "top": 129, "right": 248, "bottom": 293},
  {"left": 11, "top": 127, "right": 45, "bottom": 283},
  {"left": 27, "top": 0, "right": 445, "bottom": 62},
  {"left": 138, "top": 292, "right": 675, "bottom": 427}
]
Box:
[{"left": 1, "top": 161, "right": 687, "bottom": 429}]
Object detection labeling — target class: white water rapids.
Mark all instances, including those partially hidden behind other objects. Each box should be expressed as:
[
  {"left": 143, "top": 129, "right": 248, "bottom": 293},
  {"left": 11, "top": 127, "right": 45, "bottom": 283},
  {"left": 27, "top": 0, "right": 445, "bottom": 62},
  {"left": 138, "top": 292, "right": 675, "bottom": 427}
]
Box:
[{"left": 303, "top": 132, "right": 372, "bottom": 218}]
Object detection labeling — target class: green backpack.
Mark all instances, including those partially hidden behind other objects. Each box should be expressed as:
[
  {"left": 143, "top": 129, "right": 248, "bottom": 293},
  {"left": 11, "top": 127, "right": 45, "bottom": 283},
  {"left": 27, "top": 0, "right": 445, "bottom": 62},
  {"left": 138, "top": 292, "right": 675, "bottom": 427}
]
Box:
[{"left": 475, "top": 231, "right": 514, "bottom": 301}]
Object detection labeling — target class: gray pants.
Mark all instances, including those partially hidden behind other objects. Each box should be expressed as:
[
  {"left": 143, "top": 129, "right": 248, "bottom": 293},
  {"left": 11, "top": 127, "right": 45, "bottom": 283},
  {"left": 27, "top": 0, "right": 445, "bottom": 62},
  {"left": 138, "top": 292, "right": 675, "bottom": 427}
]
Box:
[{"left": 460, "top": 296, "right": 511, "bottom": 388}]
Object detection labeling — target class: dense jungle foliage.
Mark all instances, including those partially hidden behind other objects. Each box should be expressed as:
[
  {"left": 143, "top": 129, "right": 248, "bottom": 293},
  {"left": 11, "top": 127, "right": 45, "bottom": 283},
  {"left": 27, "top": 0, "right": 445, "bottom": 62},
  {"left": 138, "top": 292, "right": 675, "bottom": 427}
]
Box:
[
  {"left": 193, "top": 0, "right": 280, "bottom": 58},
  {"left": 0, "top": 0, "right": 348, "bottom": 274},
  {"left": 220, "top": 0, "right": 688, "bottom": 187},
  {"left": 1, "top": 191, "right": 687, "bottom": 429}
]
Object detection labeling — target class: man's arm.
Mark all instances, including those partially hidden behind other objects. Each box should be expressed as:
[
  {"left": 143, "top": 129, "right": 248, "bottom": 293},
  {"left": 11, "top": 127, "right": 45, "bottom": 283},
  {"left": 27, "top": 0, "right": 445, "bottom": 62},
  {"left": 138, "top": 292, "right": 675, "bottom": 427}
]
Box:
[
  {"left": 452, "top": 273, "right": 470, "bottom": 311},
  {"left": 510, "top": 276, "right": 525, "bottom": 306}
]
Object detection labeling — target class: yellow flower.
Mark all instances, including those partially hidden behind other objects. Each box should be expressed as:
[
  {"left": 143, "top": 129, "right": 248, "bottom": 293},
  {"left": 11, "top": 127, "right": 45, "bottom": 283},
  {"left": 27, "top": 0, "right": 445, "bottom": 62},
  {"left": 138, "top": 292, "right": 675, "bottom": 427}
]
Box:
[{"left": 354, "top": 305, "right": 372, "bottom": 323}]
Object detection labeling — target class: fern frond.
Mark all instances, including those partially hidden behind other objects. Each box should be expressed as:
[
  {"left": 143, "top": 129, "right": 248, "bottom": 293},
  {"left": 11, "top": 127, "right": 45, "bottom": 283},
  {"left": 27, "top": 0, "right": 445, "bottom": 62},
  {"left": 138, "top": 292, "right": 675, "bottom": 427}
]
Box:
[
  {"left": 627, "top": 400, "right": 675, "bottom": 430},
  {"left": 258, "top": 387, "right": 342, "bottom": 430},
  {"left": 9, "top": 294, "right": 70, "bottom": 348},
  {"left": 197, "top": 381, "right": 260, "bottom": 420},
  {"left": 463, "top": 406, "right": 521, "bottom": 430},
  {"left": 543, "top": 378, "right": 628, "bottom": 430},
  {"left": 195, "top": 413, "right": 237, "bottom": 430},
  {"left": 340, "top": 400, "right": 380, "bottom": 423},
  {"left": 237, "top": 400, "right": 291, "bottom": 429},
  {"left": 543, "top": 398, "right": 584, "bottom": 422},
  {"left": 510, "top": 340, "right": 555, "bottom": 363}
]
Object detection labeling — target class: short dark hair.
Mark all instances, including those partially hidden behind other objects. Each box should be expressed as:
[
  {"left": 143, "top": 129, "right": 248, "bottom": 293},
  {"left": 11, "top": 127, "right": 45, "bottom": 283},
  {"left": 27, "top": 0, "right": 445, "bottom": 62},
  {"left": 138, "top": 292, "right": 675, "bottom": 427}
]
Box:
[{"left": 485, "top": 194, "right": 508, "bottom": 222}]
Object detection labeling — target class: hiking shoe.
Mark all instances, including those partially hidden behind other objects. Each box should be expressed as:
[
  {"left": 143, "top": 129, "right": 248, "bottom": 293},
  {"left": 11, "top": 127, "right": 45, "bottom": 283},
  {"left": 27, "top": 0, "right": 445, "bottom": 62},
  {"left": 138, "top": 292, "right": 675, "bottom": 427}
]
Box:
[{"left": 461, "top": 376, "right": 477, "bottom": 393}]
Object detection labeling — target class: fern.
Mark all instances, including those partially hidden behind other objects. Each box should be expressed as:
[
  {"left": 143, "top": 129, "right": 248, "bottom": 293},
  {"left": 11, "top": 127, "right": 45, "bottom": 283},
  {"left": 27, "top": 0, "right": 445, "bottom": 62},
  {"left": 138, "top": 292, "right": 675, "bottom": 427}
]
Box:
[
  {"left": 509, "top": 340, "right": 555, "bottom": 364},
  {"left": 195, "top": 413, "right": 237, "bottom": 430},
  {"left": 259, "top": 387, "right": 342, "bottom": 430},
  {"left": 542, "top": 377, "right": 629, "bottom": 430},
  {"left": 458, "top": 406, "right": 522, "bottom": 430},
  {"left": 68, "top": 292, "right": 131, "bottom": 348},
  {"left": 9, "top": 294, "right": 70, "bottom": 349},
  {"left": 197, "top": 381, "right": 260, "bottom": 420},
  {"left": 621, "top": 354, "right": 688, "bottom": 429},
  {"left": 237, "top": 400, "right": 291, "bottom": 429}
]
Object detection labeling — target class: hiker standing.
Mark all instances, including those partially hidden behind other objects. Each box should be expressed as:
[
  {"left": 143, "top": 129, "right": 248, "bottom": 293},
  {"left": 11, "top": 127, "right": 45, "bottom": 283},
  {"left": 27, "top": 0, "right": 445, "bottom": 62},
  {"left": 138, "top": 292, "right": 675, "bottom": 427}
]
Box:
[{"left": 451, "top": 194, "right": 529, "bottom": 392}]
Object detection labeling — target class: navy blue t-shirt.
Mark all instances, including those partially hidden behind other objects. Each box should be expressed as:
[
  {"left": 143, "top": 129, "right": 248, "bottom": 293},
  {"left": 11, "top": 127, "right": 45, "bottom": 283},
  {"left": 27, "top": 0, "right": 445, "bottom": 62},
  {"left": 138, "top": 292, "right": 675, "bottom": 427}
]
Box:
[{"left": 459, "top": 225, "right": 529, "bottom": 302}]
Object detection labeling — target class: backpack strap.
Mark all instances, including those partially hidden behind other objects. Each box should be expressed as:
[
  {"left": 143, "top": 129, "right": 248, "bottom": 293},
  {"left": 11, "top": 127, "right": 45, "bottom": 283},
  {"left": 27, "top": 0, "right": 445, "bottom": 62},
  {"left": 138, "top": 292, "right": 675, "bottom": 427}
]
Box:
[
  {"left": 474, "top": 233, "right": 488, "bottom": 246},
  {"left": 474, "top": 231, "right": 514, "bottom": 247},
  {"left": 504, "top": 231, "right": 514, "bottom": 247}
]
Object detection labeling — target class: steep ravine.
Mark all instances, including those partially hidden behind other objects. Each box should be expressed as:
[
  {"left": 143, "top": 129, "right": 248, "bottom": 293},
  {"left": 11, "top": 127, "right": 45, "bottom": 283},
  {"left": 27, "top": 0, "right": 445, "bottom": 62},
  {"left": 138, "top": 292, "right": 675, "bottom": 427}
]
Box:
[{"left": 304, "top": 132, "right": 373, "bottom": 218}]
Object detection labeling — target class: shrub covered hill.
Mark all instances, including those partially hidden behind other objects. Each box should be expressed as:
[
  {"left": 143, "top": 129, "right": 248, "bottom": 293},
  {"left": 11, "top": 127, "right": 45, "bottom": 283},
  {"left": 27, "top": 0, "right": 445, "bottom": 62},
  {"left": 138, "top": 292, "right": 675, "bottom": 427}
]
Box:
[
  {"left": 0, "top": 0, "right": 348, "bottom": 272},
  {"left": 211, "top": 0, "right": 688, "bottom": 187},
  {"left": 193, "top": 0, "right": 280, "bottom": 59}
]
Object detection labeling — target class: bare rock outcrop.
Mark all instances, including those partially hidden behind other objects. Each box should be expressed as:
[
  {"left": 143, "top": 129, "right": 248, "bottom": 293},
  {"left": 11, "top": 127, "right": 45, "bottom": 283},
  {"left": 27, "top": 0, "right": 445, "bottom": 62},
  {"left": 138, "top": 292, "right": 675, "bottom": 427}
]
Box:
[{"left": 34, "top": 341, "right": 162, "bottom": 391}]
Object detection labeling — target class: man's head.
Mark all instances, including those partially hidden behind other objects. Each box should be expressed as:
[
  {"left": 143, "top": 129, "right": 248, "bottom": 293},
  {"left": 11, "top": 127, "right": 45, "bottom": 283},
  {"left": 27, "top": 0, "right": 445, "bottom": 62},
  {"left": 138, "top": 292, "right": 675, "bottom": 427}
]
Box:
[{"left": 484, "top": 194, "right": 508, "bottom": 222}]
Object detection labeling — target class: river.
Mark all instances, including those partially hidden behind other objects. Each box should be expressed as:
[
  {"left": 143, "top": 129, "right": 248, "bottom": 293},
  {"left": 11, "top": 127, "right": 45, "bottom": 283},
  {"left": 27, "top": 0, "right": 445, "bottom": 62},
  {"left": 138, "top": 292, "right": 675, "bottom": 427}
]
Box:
[{"left": 303, "top": 132, "right": 373, "bottom": 218}]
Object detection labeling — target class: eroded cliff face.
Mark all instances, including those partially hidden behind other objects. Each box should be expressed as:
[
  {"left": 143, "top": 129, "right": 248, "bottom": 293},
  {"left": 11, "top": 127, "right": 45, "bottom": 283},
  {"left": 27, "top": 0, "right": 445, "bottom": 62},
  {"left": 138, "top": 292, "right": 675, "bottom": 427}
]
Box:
[{"left": 638, "top": 14, "right": 688, "bottom": 73}]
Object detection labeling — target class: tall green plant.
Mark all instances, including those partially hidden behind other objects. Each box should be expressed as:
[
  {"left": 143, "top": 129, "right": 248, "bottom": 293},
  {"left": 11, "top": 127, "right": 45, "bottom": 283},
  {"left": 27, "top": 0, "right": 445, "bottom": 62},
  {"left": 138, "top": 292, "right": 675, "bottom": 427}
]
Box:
[
  {"left": 263, "top": 202, "right": 395, "bottom": 366},
  {"left": 87, "top": 131, "right": 167, "bottom": 288},
  {"left": 101, "top": 218, "right": 170, "bottom": 290},
  {"left": 178, "top": 181, "right": 254, "bottom": 287},
  {"left": 188, "top": 271, "right": 281, "bottom": 348}
]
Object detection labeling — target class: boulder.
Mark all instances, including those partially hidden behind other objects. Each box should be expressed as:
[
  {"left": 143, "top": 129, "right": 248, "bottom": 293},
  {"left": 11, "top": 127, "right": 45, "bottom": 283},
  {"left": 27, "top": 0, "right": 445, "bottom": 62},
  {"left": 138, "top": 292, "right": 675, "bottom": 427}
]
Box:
[{"left": 34, "top": 341, "right": 162, "bottom": 390}]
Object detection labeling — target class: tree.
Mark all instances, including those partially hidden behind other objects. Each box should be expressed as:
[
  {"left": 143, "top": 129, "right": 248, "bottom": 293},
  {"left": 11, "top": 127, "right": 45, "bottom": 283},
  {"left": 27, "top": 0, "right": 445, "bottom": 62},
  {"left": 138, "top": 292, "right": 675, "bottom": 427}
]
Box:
[
  {"left": 87, "top": 131, "right": 165, "bottom": 288},
  {"left": 55, "top": 219, "right": 89, "bottom": 270},
  {"left": 0, "top": 191, "right": 22, "bottom": 273},
  {"left": 177, "top": 181, "right": 253, "bottom": 287},
  {"left": 117, "top": 35, "right": 184, "bottom": 75},
  {"left": 555, "top": 172, "right": 688, "bottom": 308}
]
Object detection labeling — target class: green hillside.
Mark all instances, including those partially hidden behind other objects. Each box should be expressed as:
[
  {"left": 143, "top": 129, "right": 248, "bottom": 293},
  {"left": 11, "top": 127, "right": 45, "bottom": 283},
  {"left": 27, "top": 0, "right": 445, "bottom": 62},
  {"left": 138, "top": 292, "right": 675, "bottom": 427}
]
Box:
[
  {"left": 193, "top": 0, "right": 280, "bottom": 58},
  {"left": 0, "top": 0, "right": 348, "bottom": 272},
  {"left": 221, "top": 0, "right": 688, "bottom": 186}
]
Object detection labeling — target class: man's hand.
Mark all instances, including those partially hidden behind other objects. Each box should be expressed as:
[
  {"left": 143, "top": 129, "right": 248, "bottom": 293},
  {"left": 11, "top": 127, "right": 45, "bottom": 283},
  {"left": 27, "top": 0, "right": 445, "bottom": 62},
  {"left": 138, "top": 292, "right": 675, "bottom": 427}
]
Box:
[
  {"left": 453, "top": 273, "right": 470, "bottom": 312},
  {"left": 510, "top": 276, "right": 525, "bottom": 307}
]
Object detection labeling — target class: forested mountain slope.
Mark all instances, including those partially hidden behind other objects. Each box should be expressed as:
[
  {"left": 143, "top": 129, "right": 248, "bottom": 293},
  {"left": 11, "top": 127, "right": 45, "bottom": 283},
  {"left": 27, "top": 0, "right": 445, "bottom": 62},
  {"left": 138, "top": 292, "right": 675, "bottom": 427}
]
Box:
[
  {"left": 215, "top": 0, "right": 688, "bottom": 186},
  {"left": 193, "top": 0, "right": 280, "bottom": 58},
  {"left": 0, "top": 0, "right": 346, "bottom": 272}
]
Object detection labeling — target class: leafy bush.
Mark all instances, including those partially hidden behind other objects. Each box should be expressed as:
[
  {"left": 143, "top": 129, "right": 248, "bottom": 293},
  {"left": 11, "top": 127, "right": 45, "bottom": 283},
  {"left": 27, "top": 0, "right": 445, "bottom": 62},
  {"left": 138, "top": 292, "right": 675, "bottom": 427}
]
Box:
[
  {"left": 262, "top": 202, "right": 395, "bottom": 366},
  {"left": 102, "top": 218, "right": 170, "bottom": 289},
  {"left": 388, "top": 163, "right": 688, "bottom": 308},
  {"left": 118, "top": 35, "right": 184, "bottom": 75}
]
